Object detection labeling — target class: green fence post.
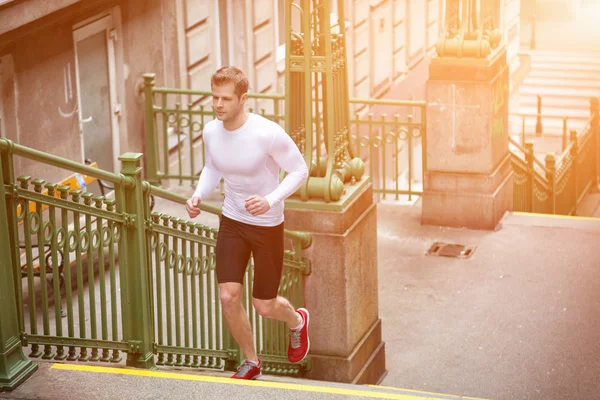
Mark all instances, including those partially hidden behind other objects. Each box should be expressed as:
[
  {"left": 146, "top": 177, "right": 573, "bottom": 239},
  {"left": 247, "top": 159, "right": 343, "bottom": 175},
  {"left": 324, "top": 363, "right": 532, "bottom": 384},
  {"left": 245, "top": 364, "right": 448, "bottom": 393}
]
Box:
[
  {"left": 535, "top": 96, "right": 543, "bottom": 137},
  {"left": 525, "top": 141, "right": 535, "bottom": 213},
  {"left": 545, "top": 153, "right": 556, "bottom": 214},
  {"left": 570, "top": 129, "right": 578, "bottom": 215},
  {"left": 118, "top": 153, "right": 156, "bottom": 369},
  {"left": 0, "top": 149, "right": 38, "bottom": 391},
  {"left": 590, "top": 97, "right": 599, "bottom": 186},
  {"left": 143, "top": 74, "right": 160, "bottom": 187}
]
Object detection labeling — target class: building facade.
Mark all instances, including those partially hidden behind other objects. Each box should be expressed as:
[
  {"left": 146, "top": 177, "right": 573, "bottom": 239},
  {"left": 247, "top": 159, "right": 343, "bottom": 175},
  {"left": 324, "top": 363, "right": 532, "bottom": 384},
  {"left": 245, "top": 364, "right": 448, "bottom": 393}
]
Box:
[
  {"left": 0, "top": 0, "right": 522, "bottom": 184},
  {"left": 0, "top": 0, "right": 181, "bottom": 182}
]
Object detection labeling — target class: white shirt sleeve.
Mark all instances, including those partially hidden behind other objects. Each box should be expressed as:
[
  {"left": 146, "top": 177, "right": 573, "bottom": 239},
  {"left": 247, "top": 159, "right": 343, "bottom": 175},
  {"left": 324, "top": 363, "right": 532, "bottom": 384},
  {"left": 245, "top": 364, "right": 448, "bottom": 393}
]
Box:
[
  {"left": 264, "top": 128, "right": 309, "bottom": 207},
  {"left": 193, "top": 140, "right": 222, "bottom": 201}
]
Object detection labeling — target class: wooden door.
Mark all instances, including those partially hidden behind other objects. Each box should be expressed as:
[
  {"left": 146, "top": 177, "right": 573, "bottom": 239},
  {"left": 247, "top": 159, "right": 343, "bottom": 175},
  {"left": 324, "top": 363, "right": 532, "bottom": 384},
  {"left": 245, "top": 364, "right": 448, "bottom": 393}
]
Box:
[{"left": 73, "top": 15, "right": 120, "bottom": 172}]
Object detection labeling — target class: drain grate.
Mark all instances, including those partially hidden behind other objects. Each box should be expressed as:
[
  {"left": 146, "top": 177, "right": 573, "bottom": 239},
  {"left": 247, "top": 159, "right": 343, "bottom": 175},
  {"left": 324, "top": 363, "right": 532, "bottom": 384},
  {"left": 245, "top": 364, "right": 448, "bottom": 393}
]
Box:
[{"left": 427, "top": 242, "right": 475, "bottom": 259}]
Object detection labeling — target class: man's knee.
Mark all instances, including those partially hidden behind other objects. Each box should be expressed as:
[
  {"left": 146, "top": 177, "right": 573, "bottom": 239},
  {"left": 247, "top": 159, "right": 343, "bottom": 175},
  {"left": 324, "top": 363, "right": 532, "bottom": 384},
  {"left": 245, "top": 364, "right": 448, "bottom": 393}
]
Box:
[
  {"left": 253, "top": 297, "right": 276, "bottom": 318},
  {"left": 219, "top": 283, "right": 243, "bottom": 309}
]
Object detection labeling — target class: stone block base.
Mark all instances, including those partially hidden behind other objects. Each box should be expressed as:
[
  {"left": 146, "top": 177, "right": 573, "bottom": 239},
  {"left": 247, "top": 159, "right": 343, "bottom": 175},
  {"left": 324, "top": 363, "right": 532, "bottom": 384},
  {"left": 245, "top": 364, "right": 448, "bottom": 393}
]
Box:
[
  {"left": 306, "top": 319, "right": 386, "bottom": 384},
  {"left": 421, "top": 154, "right": 513, "bottom": 230},
  {"left": 284, "top": 179, "right": 385, "bottom": 384}
]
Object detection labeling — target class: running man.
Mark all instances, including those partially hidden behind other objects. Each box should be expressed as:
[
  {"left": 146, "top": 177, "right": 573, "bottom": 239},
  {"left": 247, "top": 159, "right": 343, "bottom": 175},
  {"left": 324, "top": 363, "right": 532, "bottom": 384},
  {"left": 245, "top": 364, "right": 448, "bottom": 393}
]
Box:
[{"left": 185, "top": 66, "right": 310, "bottom": 380}]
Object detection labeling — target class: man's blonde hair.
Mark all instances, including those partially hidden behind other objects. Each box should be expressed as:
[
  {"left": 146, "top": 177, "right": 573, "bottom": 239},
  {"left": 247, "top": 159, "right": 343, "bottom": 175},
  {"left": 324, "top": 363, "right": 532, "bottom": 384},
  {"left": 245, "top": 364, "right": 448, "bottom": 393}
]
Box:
[{"left": 211, "top": 66, "right": 249, "bottom": 98}]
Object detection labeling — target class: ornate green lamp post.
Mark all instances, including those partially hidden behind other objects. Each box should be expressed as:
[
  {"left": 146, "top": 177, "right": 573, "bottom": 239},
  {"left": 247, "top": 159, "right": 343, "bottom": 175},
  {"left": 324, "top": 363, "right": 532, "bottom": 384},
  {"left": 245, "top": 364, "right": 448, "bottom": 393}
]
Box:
[
  {"left": 282, "top": 0, "right": 385, "bottom": 383},
  {"left": 284, "top": 0, "right": 365, "bottom": 205}
]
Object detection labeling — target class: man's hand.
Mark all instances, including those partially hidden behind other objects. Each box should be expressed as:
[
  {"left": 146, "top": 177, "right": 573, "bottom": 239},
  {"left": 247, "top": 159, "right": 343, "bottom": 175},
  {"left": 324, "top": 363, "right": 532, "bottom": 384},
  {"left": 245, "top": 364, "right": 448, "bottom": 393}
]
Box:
[
  {"left": 185, "top": 196, "right": 201, "bottom": 218},
  {"left": 245, "top": 195, "right": 270, "bottom": 216}
]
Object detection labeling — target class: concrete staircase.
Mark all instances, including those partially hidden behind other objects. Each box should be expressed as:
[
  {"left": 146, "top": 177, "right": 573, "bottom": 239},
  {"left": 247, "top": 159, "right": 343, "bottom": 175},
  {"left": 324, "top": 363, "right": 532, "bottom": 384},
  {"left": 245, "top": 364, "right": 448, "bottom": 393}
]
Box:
[
  {"left": 510, "top": 50, "right": 600, "bottom": 157},
  {"left": 2, "top": 360, "right": 485, "bottom": 400}
]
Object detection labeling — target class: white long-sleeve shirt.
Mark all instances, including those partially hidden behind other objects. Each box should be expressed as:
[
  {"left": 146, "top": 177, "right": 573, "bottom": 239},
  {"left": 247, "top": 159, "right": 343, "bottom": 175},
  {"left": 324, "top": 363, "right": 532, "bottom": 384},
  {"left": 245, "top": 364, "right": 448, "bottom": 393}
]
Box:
[{"left": 193, "top": 113, "right": 308, "bottom": 227}]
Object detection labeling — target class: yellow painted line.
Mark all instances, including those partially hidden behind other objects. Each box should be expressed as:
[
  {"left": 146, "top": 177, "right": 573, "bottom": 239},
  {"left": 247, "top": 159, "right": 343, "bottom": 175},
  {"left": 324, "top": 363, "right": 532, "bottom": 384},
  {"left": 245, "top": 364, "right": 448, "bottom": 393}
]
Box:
[
  {"left": 512, "top": 212, "right": 600, "bottom": 221},
  {"left": 368, "top": 385, "right": 486, "bottom": 400},
  {"left": 50, "top": 364, "right": 475, "bottom": 400}
]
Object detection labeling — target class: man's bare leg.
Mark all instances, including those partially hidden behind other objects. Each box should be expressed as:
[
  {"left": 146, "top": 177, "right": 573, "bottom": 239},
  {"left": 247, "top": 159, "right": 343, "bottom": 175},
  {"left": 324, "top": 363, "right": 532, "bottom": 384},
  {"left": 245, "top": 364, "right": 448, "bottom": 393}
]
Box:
[
  {"left": 219, "top": 282, "right": 258, "bottom": 361},
  {"left": 253, "top": 296, "right": 302, "bottom": 328}
]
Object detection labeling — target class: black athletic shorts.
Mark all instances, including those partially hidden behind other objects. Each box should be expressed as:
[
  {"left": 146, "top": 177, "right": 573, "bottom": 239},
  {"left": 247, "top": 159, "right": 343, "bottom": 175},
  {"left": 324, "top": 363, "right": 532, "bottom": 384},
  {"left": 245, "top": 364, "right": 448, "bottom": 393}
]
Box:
[{"left": 215, "top": 214, "right": 284, "bottom": 300}]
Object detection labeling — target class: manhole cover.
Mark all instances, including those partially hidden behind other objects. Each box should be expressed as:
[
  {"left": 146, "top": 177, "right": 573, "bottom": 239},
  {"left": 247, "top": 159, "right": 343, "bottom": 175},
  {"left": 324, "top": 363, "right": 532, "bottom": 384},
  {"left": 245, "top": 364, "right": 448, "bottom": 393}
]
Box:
[{"left": 427, "top": 242, "right": 475, "bottom": 259}]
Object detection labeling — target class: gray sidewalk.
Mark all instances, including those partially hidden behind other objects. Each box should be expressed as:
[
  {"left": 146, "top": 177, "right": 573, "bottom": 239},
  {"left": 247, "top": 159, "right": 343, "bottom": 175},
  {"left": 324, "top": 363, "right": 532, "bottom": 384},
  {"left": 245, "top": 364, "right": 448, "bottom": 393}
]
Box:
[{"left": 376, "top": 202, "right": 600, "bottom": 400}]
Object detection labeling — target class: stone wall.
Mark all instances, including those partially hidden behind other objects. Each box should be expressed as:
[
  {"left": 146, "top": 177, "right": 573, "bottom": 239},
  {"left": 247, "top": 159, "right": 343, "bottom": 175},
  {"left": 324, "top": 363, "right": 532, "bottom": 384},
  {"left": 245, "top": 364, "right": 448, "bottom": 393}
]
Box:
[{"left": 0, "top": 0, "right": 179, "bottom": 183}]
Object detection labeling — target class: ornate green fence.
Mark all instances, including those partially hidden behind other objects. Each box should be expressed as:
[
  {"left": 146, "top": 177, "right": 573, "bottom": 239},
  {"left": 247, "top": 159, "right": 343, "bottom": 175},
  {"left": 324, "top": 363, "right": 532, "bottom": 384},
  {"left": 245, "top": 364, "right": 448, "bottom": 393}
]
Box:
[
  {"left": 0, "top": 138, "right": 312, "bottom": 378},
  {"left": 142, "top": 75, "right": 425, "bottom": 201},
  {"left": 510, "top": 97, "right": 599, "bottom": 215},
  {"left": 146, "top": 186, "right": 310, "bottom": 374},
  {"left": 349, "top": 98, "right": 426, "bottom": 201}
]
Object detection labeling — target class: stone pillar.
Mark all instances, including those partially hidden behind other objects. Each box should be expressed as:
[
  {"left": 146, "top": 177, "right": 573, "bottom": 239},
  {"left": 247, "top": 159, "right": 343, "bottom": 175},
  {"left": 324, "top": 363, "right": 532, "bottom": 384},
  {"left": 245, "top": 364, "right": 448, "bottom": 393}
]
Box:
[
  {"left": 284, "top": 179, "right": 385, "bottom": 384},
  {"left": 422, "top": 48, "right": 513, "bottom": 230}
]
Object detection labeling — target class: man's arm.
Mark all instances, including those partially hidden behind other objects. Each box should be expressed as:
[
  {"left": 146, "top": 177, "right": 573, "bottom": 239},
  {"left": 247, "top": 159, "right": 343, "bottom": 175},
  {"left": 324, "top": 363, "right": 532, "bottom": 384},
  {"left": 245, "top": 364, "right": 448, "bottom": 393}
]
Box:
[
  {"left": 186, "top": 139, "right": 222, "bottom": 218},
  {"left": 263, "top": 127, "right": 309, "bottom": 207},
  {"left": 193, "top": 158, "right": 222, "bottom": 201}
]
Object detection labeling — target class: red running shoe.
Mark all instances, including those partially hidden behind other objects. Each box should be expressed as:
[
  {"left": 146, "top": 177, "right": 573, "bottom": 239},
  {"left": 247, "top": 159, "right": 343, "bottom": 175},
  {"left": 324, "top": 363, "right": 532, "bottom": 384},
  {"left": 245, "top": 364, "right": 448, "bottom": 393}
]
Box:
[
  {"left": 288, "top": 308, "right": 310, "bottom": 363},
  {"left": 230, "top": 359, "right": 261, "bottom": 380}
]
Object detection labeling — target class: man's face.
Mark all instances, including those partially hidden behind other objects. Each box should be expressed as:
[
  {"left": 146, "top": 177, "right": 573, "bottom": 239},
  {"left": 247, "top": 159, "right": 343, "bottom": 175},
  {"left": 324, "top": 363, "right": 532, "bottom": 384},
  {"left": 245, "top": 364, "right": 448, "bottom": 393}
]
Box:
[{"left": 212, "top": 82, "right": 245, "bottom": 122}]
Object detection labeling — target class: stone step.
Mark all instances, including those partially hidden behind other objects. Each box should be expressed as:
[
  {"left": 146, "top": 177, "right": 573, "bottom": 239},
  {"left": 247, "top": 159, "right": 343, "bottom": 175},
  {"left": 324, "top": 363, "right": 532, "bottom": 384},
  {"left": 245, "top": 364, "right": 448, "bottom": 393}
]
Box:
[
  {"left": 510, "top": 112, "right": 589, "bottom": 125},
  {"left": 509, "top": 114, "right": 588, "bottom": 127},
  {"left": 517, "top": 106, "right": 590, "bottom": 119},
  {"left": 518, "top": 95, "right": 592, "bottom": 110},
  {"left": 522, "top": 77, "right": 600, "bottom": 90},
  {"left": 5, "top": 361, "right": 487, "bottom": 400},
  {"left": 519, "top": 85, "right": 600, "bottom": 99},
  {"left": 527, "top": 52, "right": 600, "bottom": 65},
  {"left": 528, "top": 67, "right": 600, "bottom": 81},
  {"left": 576, "top": 193, "right": 600, "bottom": 218},
  {"left": 509, "top": 133, "right": 569, "bottom": 156},
  {"left": 530, "top": 61, "right": 600, "bottom": 73},
  {"left": 527, "top": 50, "right": 600, "bottom": 59},
  {"left": 509, "top": 117, "right": 587, "bottom": 135},
  {"left": 502, "top": 211, "right": 600, "bottom": 231}
]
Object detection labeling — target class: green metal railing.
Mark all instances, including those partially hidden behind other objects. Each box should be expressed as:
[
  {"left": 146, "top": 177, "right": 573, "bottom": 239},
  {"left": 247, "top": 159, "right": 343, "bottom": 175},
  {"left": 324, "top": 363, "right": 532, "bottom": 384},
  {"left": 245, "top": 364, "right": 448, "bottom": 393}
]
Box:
[
  {"left": 510, "top": 97, "right": 600, "bottom": 215},
  {"left": 349, "top": 98, "right": 426, "bottom": 201},
  {"left": 146, "top": 186, "right": 310, "bottom": 374},
  {"left": 143, "top": 77, "right": 425, "bottom": 202},
  {"left": 0, "top": 138, "right": 312, "bottom": 378},
  {"left": 509, "top": 95, "right": 591, "bottom": 154}
]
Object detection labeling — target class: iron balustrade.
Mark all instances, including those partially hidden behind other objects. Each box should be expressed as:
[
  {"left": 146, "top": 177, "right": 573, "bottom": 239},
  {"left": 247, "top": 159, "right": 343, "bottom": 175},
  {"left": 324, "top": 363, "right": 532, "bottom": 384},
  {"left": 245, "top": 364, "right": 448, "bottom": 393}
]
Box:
[
  {"left": 142, "top": 79, "right": 426, "bottom": 202},
  {"left": 0, "top": 138, "right": 312, "bottom": 376},
  {"left": 509, "top": 97, "right": 599, "bottom": 215}
]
